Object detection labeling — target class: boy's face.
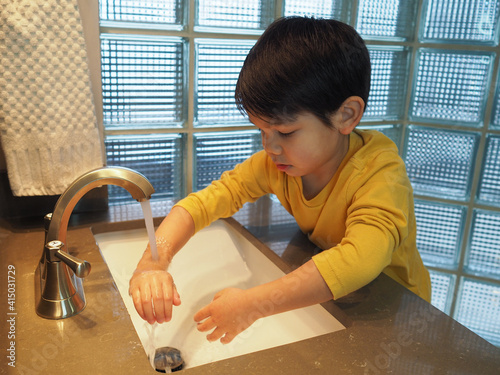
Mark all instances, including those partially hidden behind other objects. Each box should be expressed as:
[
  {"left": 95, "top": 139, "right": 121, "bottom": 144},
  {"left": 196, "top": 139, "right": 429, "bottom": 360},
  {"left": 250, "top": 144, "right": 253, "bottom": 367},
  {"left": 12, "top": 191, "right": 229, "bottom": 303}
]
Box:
[{"left": 249, "top": 112, "right": 349, "bottom": 195}]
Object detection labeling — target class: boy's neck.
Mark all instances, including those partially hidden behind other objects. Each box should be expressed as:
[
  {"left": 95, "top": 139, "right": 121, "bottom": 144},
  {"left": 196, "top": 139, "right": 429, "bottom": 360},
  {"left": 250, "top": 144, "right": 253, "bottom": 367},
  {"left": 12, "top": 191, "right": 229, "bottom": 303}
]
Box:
[{"left": 301, "top": 134, "right": 350, "bottom": 200}]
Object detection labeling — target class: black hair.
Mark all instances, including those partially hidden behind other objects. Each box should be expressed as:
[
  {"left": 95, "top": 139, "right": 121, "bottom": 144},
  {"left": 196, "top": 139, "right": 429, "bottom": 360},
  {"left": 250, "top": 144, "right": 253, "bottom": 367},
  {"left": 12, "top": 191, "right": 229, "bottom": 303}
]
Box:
[{"left": 235, "top": 16, "right": 371, "bottom": 127}]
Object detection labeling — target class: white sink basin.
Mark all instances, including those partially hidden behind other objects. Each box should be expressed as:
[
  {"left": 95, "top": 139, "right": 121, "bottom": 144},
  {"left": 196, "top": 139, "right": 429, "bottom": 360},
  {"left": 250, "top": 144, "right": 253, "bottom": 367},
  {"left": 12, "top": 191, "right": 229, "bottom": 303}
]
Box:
[{"left": 95, "top": 219, "right": 345, "bottom": 370}]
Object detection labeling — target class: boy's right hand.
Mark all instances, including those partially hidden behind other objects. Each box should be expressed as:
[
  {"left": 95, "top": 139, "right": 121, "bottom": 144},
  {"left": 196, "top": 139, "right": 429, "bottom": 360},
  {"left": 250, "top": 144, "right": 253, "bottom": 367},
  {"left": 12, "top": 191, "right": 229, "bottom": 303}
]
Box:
[{"left": 129, "top": 270, "right": 181, "bottom": 324}]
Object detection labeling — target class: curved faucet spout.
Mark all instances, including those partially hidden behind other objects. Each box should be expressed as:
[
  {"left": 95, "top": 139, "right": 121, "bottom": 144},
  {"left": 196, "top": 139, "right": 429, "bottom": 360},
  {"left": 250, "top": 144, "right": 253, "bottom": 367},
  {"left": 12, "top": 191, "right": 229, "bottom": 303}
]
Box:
[
  {"left": 46, "top": 166, "right": 155, "bottom": 246},
  {"left": 36, "top": 166, "right": 155, "bottom": 319}
]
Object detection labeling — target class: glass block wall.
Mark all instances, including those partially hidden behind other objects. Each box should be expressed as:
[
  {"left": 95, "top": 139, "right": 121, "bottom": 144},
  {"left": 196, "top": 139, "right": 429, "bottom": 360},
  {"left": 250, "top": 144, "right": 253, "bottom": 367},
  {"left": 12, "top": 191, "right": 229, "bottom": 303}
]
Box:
[{"left": 97, "top": 0, "right": 500, "bottom": 347}]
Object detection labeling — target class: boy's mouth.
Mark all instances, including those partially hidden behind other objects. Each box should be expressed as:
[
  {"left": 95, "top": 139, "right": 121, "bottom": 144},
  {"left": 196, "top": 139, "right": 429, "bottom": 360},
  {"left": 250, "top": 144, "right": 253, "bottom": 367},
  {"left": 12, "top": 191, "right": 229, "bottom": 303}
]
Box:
[{"left": 275, "top": 163, "right": 290, "bottom": 172}]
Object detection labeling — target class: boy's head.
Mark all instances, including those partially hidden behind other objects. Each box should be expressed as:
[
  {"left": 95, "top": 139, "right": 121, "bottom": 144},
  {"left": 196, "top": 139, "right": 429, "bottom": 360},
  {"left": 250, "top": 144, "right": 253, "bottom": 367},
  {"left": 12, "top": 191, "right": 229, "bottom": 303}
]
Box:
[{"left": 235, "top": 17, "right": 371, "bottom": 128}]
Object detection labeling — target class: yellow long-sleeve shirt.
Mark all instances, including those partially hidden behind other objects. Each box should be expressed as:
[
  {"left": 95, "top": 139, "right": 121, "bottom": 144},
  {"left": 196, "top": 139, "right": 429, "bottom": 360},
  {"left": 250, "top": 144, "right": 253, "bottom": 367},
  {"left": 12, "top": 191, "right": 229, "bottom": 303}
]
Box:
[{"left": 176, "top": 129, "right": 431, "bottom": 302}]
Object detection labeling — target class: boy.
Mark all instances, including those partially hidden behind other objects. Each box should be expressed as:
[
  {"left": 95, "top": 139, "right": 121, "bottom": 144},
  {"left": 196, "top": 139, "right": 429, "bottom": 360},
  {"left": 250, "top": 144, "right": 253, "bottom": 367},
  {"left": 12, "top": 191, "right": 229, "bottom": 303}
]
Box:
[{"left": 129, "top": 17, "right": 431, "bottom": 344}]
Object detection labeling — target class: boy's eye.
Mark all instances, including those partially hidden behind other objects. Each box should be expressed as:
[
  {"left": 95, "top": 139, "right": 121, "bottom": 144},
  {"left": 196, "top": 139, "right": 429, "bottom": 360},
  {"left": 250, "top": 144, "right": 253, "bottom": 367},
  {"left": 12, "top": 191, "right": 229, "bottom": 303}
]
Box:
[{"left": 278, "top": 131, "right": 294, "bottom": 138}]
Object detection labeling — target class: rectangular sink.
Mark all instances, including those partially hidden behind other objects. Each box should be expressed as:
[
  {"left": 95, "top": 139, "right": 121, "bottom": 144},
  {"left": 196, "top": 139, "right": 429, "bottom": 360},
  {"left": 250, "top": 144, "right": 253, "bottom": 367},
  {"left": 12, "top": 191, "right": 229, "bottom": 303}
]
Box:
[{"left": 95, "top": 219, "right": 345, "bottom": 370}]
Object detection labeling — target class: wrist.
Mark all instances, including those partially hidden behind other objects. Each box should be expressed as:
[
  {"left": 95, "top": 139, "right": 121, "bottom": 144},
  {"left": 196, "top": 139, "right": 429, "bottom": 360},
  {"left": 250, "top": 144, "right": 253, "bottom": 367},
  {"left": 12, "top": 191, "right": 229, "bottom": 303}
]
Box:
[
  {"left": 135, "top": 238, "right": 174, "bottom": 272},
  {"left": 133, "top": 257, "right": 167, "bottom": 274},
  {"left": 246, "top": 285, "right": 280, "bottom": 320},
  {"left": 154, "top": 236, "right": 175, "bottom": 266}
]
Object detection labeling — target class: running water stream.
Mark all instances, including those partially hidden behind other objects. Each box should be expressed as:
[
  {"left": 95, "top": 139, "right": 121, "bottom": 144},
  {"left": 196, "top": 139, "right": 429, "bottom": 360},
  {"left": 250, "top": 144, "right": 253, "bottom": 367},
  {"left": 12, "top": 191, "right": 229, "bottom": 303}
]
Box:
[
  {"left": 140, "top": 200, "right": 161, "bottom": 371},
  {"left": 140, "top": 200, "right": 159, "bottom": 261}
]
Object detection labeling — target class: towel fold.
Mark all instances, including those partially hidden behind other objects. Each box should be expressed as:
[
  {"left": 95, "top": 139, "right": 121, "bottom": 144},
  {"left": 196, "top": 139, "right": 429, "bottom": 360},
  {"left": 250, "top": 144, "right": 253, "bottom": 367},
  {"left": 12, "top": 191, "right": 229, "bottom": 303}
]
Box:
[{"left": 0, "top": 0, "right": 103, "bottom": 196}]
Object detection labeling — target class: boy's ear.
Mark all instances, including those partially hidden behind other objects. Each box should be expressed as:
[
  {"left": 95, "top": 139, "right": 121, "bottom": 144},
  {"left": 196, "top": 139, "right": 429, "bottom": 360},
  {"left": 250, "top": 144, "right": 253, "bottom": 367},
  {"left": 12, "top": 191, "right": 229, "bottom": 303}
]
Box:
[{"left": 334, "top": 96, "right": 365, "bottom": 135}]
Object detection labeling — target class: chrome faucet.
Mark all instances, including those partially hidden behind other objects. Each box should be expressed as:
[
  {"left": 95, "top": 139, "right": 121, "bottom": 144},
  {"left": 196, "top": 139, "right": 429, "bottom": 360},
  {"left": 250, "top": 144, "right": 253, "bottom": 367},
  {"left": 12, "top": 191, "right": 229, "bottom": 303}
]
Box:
[{"left": 35, "top": 166, "right": 155, "bottom": 319}]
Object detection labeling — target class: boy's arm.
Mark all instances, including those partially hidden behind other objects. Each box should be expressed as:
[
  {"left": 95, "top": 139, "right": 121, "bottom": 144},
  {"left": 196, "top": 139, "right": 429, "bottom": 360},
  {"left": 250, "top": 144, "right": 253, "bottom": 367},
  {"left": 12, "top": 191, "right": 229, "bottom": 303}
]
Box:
[
  {"left": 194, "top": 259, "right": 333, "bottom": 344},
  {"left": 129, "top": 152, "right": 271, "bottom": 325},
  {"left": 129, "top": 205, "right": 195, "bottom": 324}
]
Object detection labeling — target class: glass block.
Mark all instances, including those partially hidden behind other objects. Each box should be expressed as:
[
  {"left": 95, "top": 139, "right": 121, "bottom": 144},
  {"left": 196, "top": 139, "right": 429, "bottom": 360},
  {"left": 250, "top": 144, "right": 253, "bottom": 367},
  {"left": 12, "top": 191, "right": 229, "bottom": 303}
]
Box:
[
  {"left": 454, "top": 278, "right": 500, "bottom": 347},
  {"left": 195, "top": 39, "right": 255, "bottom": 126},
  {"left": 411, "top": 49, "right": 494, "bottom": 127},
  {"left": 477, "top": 135, "right": 500, "bottom": 207},
  {"left": 404, "top": 126, "right": 479, "bottom": 200},
  {"left": 195, "top": 0, "right": 274, "bottom": 32},
  {"left": 364, "top": 47, "right": 410, "bottom": 120},
  {"left": 193, "top": 130, "right": 262, "bottom": 190},
  {"left": 99, "top": 0, "right": 184, "bottom": 29},
  {"left": 356, "top": 0, "right": 419, "bottom": 41},
  {"left": 357, "top": 124, "right": 402, "bottom": 149},
  {"left": 429, "top": 270, "right": 456, "bottom": 314},
  {"left": 491, "top": 71, "right": 500, "bottom": 130},
  {"left": 414, "top": 199, "right": 466, "bottom": 268},
  {"left": 100, "top": 34, "right": 186, "bottom": 129},
  {"left": 420, "top": 0, "right": 500, "bottom": 45},
  {"left": 283, "top": 0, "right": 350, "bottom": 21},
  {"left": 465, "top": 209, "right": 500, "bottom": 278},
  {"left": 105, "top": 134, "right": 184, "bottom": 204}
]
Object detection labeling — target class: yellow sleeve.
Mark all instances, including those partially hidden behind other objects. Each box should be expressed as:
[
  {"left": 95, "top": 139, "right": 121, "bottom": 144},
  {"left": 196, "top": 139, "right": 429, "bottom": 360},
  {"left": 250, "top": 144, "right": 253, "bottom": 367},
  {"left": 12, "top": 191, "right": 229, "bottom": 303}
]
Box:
[
  {"left": 312, "top": 157, "right": 413, "bottom": 300},
  {"left": 174, "top": 151, "right": 273, "bottom": 233}
]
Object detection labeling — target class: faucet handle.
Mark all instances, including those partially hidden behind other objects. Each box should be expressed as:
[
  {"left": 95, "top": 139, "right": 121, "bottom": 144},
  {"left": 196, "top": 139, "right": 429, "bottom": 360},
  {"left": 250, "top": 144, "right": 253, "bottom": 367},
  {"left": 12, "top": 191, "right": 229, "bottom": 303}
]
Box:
[{"left": 46, "top": 240, "right": 92, "bottom": 278}]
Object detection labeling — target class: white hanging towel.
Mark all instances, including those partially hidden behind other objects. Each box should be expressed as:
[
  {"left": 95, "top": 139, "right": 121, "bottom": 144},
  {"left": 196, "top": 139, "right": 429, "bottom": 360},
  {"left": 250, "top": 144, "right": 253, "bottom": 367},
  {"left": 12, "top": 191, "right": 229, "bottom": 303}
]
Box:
[{"left": 0, "top": 0, "right": 103, "bottom": 196}]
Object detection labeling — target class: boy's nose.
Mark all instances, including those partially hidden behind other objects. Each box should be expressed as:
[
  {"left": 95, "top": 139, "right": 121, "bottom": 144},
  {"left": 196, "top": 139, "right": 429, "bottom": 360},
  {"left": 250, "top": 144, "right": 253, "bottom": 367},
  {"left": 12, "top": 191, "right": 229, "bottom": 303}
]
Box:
[{"left": 262, "top": 132, "right": 281, "bottom": 155}]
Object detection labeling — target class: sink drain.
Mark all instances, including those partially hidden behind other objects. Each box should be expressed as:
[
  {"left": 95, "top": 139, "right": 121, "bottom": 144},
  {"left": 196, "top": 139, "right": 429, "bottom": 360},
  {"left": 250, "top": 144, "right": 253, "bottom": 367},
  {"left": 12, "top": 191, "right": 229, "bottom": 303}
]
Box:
[{"left": 153, "top": 346, "right": 184, "bottom": 373}]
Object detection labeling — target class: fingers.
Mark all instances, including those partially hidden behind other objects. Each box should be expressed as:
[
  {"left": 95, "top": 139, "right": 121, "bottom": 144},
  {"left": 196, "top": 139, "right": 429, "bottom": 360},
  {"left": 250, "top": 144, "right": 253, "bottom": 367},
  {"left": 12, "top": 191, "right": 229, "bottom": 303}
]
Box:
[
  {"left": 129, "top": 271, "right": 180, "bottom": 324},
  {"left": 196, "top": 316, "right": 215, "bottom": 332},
  {"left": 142, "top": 290, "right": 156, "bottom": 324},
  {"left": 151, "top": 278, "right": 167, "bottom": 323},
  {"left": 206, "top": 327, "right": 227, "bottom": 342},
  {"left": 193, "top": 305, "right": 210, "bottom": 323},
  {"left": 194, "top": 303, "right": 238, "bottom": 344},
  {"left": 159, "top": 278, "right": 176, "bottom": 323},
  {"left": 196, "top": 318, "right": 226, "bottom": 343},
  {"left": 196, "top": 318, "right": 237, "bottom": 344},
  {"left": 194, "top": 306, "right": 220, "bottom": 342},
  {"left": 135, "top": 281, "right": 156, "bottom": 324},
  {"left": 131, "top": 288, "right": 146, "bottom": 321},
  {"left": 173, "top": 284, "right": 182, "bottom": 306},
  {"left": 220, "top": 332, "right": 236, "bottom": 344}
]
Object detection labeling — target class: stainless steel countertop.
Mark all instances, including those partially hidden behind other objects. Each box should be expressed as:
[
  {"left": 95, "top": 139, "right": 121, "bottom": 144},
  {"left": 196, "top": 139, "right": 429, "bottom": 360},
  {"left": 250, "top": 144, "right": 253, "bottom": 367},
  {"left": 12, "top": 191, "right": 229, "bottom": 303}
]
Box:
[{"left": 1, "top": 196, "right": 499, "bottom": 374}]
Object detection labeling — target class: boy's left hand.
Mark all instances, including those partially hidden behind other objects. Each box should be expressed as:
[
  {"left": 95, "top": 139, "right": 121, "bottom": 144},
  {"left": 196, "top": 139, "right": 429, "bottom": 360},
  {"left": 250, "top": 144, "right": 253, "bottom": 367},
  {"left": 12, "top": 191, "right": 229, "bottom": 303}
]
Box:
[
  {"left": 194, "top": 287, "right": 261, "bottom": 344},
  {"left": 194, "top": 260, "right": 333, "bottom": 344}
]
